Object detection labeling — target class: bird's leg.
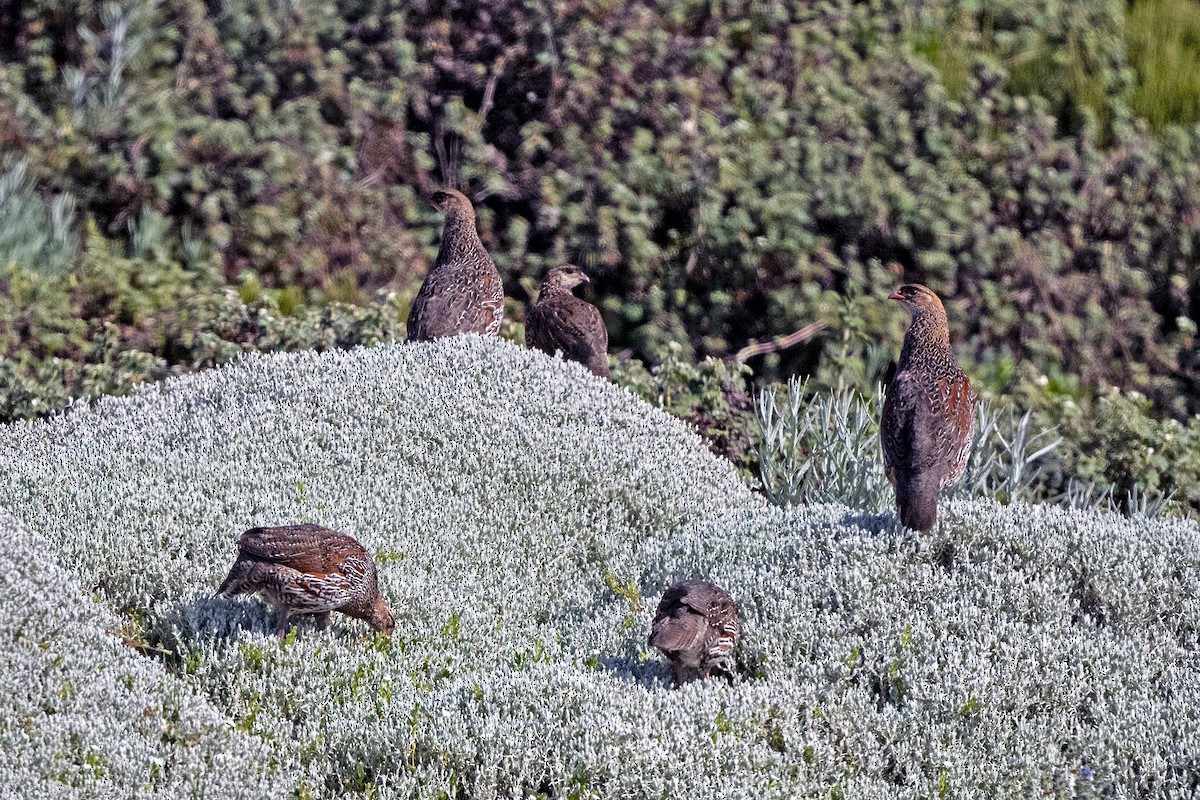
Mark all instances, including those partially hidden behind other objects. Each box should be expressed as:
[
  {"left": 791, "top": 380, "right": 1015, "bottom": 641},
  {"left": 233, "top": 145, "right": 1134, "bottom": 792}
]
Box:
[
  {"left": 673, "top": 662, "right": 686, "bottom": 687},
  {"left": 313, "top": 611, "right": 332, "bottom": 631},
  {"left": 275, "top": 608, "right": 291, "bottom": 640}
]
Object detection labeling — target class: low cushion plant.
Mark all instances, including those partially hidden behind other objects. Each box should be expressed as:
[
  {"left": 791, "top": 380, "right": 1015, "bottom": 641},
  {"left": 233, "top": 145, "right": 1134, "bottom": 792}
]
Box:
[{"left": 0, "top": 336, "right": 1196, "bottom": 797}]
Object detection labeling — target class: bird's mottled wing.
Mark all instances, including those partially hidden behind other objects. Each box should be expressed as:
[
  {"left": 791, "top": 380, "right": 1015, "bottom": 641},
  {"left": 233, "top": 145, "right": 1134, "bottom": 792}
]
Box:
[
  {"left": 478, "top": 268, "right": 505, "bottom": 335},
  {"left": 236, "top": 525, "right": 365, "bottom": 574},
  {"left": 885, "top": 369, "right": 974, "bottom": 478},
  {"left": 939, "top": 371, "right": 976, "bottom": 487},
  {"left": 409, "top": 265, "right": 504, "bottom": 339},
  {"left": 408, "top": 276, "right": 474, "bottom": 339},
  {"left": 279, "top": 570, "right": 356, "bottom": 614},
  {"left": 527, "top": 299, "right": 607, "bottom": 366},
  {"left": 882, "top": 371, "right": 919, "bottom": 482},
  {"left": 705, "top": 596, "right": 740, "bottom": 665}
]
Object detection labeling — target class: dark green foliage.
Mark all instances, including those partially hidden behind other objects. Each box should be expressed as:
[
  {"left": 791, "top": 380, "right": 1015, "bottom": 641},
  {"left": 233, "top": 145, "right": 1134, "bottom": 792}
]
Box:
[
  {"left": 0, "top": 0, "right": 1198, "bottom": 437},
  {"left": 1127, "top": 0, "right": 1200, "bottom": 132},
  {"left": 0, "top": 241, "right": 408, "bottom": 420},
  {"left": 611, "top": 344, "right": 758, "bottom": 478},
  {"left": 910, "top": 0, "right": 1128, "bottom": 134},
  {"left": 1039, "top": 390, "right": 1200, "bottom": 514}
]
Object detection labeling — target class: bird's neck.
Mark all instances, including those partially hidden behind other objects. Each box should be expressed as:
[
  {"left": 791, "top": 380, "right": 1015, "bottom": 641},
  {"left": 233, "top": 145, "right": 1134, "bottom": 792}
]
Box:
[
  {"left": 436, "top": 212, "right": 484, "bottom": 266},
  {"left": 539, "top": 282, "right": 576, "bottom": 299},
  {"left": 898, "top": 313, "right": 951, "bottom": 368}
]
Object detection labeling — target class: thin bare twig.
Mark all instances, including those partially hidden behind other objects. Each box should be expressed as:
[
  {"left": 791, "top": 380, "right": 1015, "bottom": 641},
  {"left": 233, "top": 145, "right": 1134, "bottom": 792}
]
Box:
[
  {"left": 541, "top": 17, "right": 560, "bottom": 117},
  {"left": 433, "top": 115, "right": 449, "bottom": 188},
  {"left": 479, "top": 51, "right": 512, "bottom": 127},
  {"left": 735, "top": 320, "right": 829, "bottom": 363},
  {"left": 357, "top": 166, "right": 386, "bottom": 188}
]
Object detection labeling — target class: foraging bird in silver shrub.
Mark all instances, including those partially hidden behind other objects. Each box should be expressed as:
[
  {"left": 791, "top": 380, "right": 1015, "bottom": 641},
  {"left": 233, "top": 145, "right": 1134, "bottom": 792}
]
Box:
[
  {"left": 882, "top": 284, "right": 975, "bottom": 532},
  {"left": 407, "top": 188, "right": 505, "bottom": 341},
  {"left": 649, "top": 579, "right": 739, "bottom": 685},
  {"left": 218, "top": 524, "right": 395, "bottom": 638},
  {"left": 525, "top": 265, "right": 610, "bottom": 378}
]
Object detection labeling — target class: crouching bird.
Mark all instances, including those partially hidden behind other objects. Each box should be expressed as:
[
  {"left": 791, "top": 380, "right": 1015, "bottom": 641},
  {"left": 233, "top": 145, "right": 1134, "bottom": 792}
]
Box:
[
  {"left": 649, "top": 579, "right": 740, "bottom": 686},
  {"left": 406, "top": 188, "right": 505, "bottom": 341},
  {"left": 525, "top": 265, "right": 610, "bottom": 378},
  {"left": 218, "top": 524, "right": 395, "bottom": 638},
  {"left": 882, "top": 284, "right": 975, "bottom": 532}
]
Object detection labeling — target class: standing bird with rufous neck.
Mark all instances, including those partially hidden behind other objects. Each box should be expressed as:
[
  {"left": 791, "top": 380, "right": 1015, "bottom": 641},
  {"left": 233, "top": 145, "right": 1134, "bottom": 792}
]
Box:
[
  {"left": 406, "top": 188, "right": 505, "bottom": 341},
  {"left": 881, "top": 284, "right": 975, "bottom": 532}
]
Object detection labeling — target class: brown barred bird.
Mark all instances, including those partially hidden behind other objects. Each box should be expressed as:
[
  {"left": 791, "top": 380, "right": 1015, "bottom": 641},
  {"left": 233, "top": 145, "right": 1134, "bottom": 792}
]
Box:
[
  {"left": 649, "top": 579, "right": 740, "bottom": 686},
  {"left": 525, "top": 265, "right": 610, "bottom": 378},
  {"left": 882, "top": 284, "right": 976, "bottom": 532},
  {"left": 217, "top": 524, "right": 395, "bottom": 638},
  {"left": 406, "top": 188, "right": 504, "bottom": 341}
]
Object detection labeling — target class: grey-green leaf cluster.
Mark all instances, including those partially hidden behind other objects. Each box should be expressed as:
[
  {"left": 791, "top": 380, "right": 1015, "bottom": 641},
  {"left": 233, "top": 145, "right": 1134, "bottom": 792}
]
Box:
[{"left": 1, "top": 337, "right": 1197, "bottom": 797}]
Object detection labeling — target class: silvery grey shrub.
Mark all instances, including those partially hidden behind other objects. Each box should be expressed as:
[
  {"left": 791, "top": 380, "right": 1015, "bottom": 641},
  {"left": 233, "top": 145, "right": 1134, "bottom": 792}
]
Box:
[
  {"left": 1, "top": 336, "right": 1197, "bottom": 798},
  {"left": 0, "top": 513, "right": 285, "bottom": 798},
  {"left": 758, "top": 378, "right": 1069, "bottom": 512}
]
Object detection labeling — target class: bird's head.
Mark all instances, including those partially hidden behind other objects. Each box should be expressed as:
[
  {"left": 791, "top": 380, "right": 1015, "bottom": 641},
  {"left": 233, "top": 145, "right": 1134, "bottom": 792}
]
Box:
[
  {"left": 429, "top": 188, "right": 475, "bottom": 218},
  {"left": 888, "top": 284, "right": 947, "bottom": 323},
  {"left": 542, "top": 264, "right": 591, "bottom": 293},
  {"left": 368, "top": 596, "right": 396, "bottom": 636}
]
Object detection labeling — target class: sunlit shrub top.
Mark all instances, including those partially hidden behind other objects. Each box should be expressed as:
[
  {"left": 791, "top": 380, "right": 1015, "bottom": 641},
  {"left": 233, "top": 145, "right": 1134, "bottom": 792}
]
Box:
[{"left": 1, "top": 337, "right": 1198, "bottom": 797}]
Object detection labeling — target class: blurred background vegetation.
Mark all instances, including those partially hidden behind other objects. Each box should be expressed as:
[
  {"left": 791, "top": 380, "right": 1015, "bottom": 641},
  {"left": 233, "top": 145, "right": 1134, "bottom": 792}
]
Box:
[{"left": 0, "top": 0, "right": 1197, "bottom": 511}]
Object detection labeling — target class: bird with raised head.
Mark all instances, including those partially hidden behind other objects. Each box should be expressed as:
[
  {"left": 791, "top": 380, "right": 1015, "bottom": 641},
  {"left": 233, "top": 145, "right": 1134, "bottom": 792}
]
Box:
[
  {"left": 525, "top": 265, "right": 610, "bottom": 378},
  {"left": 406, "top": 188, "right": 504, "bottom": 341},
  {"left": 217, "top": 524, "right": 395, "bottom": 638},
  {"left": 881, "top": 284, "right": 975, "bottom": 532},
  {"left": 649, "top": 579, "right": 740, "bottom": 686}
]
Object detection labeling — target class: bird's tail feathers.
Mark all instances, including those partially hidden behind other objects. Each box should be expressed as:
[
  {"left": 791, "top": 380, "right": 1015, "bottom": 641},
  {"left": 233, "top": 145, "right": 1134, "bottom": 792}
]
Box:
[{"left": 897, "top": 471, "right": 940, "bottom": 532}]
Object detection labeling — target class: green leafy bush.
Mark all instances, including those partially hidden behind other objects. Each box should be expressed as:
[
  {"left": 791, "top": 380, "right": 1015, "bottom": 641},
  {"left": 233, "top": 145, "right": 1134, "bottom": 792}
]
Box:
[
  {"left": 0, "top": 0, "right": 1198, "bottom": 424},
  {"left": 1127, "top": 0, "right": 1200, "bottom": 131},
  {"left": 1048, "top": 389, "right": 1200, "bottom": 512},
  {"left": 0, "top": 231, "right": 410, "bottom": 421},
  {"left": 611, "top": 342, "right": 758, "bottom": 477},
  {"left": 910, "top": 0, "right": 1128, "bottom": 133}
]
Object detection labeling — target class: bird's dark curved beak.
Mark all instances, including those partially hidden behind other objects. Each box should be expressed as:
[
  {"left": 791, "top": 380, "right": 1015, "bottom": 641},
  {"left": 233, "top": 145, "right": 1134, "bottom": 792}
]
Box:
[{"left": 888, "top": 291, "right": 904, "bottom": 301}]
